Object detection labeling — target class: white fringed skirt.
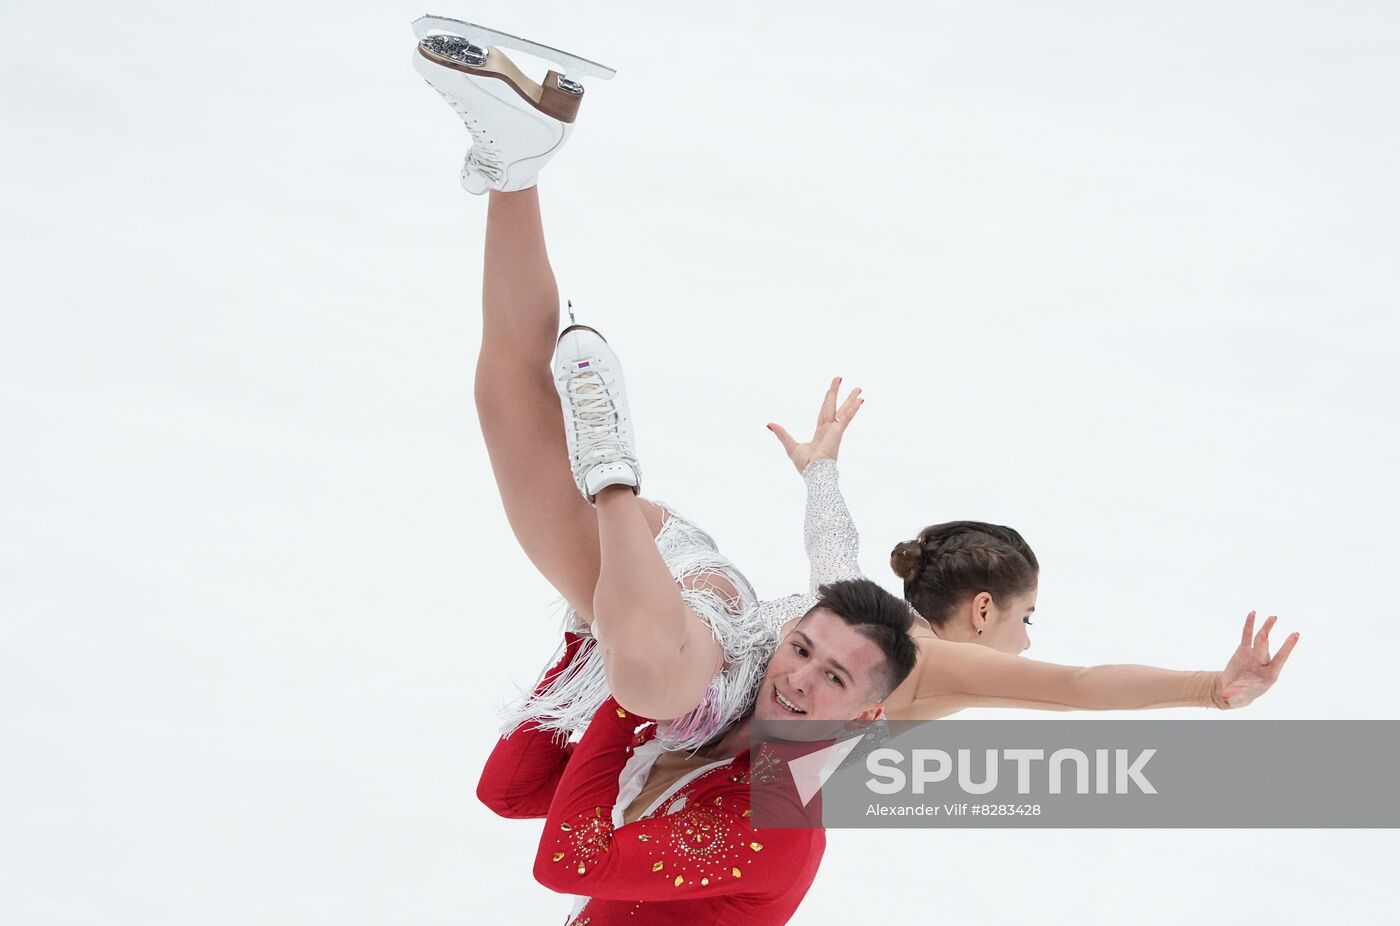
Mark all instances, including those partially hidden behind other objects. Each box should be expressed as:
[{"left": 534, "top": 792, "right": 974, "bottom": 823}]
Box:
[{"left": 500, "top": 503, "right": 776, "bottom": 752}]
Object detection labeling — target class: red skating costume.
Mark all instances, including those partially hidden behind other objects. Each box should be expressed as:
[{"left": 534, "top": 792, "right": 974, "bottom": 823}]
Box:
[{"left": 477, "top": 634, "right": 824, "bottom": 925}]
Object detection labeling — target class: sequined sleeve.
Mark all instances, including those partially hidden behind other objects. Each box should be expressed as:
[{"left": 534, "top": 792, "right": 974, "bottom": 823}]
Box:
[
  {"left": 745, "top": 460, "right": 862, "bottom": 637},
  {"left": 751, "top": 592, "right": 819, "bottom": 637},
  {"left": 803, "top": 459, "right": 863, "bottom": 591},
  {"left": 533, "top": 697, "right": 819, "bottom": 902}
]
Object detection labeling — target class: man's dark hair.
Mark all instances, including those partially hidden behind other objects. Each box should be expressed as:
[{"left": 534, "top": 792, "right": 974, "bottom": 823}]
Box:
[{"left": 807, "top": 578, "right": 918, "bottom": 700}]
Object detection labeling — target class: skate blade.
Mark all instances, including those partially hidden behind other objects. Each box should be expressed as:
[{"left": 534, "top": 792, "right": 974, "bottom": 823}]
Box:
[{"left": 412, "top": 15, "right": 616, "bottom": 81}]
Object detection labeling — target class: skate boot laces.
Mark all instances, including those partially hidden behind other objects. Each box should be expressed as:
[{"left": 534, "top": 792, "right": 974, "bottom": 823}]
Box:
[
  {"left": 426, "top": 85, "right": 506, "bottom": 186},
  {"left": 562, "top": 362, "right": 630, "bottom": 469}
]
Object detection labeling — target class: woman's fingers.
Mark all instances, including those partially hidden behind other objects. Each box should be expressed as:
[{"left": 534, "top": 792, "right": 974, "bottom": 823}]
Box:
[
  {"left": 768, "top": 423, "right": 798, "bottom": 454},
  {"left": 1253, "top": 615, "right": 1278, "bottom": 663},
  {"left": 1271, "top": 632, "right": 1300, "bottom": 673},
  {"left": 1221, "top": 679, "right": 1247, "bottom": 705},
  {"left": 1241, "top": 611, "right": 1256, "bottom": 648},
  {"left": 818, "top": 377, "right": 841, "bottom": 425},
  {"left": 835, "top": 388, "right": 863, "bottom": 428}
]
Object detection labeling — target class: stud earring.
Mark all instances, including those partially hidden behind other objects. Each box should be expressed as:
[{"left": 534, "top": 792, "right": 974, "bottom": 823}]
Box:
[{"left": 977, "top": 629, "right": 983, "bottom": 636}]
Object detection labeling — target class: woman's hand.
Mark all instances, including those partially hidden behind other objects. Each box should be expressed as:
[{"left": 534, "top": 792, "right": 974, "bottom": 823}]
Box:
[
  {"left": 768, "top": 377, "right": 864, "bottom": 475},
  {"left": 1217, "top": 612, "right": 1300, "bottom": 709}
]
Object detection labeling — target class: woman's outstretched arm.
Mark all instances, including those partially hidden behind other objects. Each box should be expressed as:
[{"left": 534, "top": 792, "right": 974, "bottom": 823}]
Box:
[{"left": 885, "top": 612, "right": 1299, "bottom": 720}]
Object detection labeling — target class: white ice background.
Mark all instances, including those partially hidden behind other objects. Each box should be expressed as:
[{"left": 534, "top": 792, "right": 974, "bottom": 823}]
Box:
[{"left": 2, "top": 1, "right": 1397, "bottom": 923}]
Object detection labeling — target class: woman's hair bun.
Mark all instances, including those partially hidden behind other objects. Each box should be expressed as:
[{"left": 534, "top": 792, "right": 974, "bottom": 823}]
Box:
[{"left": 889, "top": 540, "right": 923, "bottom": 583}]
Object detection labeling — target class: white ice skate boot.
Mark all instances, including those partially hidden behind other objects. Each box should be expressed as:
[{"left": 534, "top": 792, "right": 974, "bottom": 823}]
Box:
[
  {"left": 410, "top": 15, "right": 615, "bottom": 193},
  {"left": 553, "top": 325, "right": 641, "bottom": 502}
]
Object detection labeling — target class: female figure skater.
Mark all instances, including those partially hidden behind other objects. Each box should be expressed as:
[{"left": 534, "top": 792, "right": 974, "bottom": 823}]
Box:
[
  {"left": 409, "top": 17, "right": 1297, "bottom": 751},
  {"left": 767, "top": 400, "right": 1298, "bottom": 718}
]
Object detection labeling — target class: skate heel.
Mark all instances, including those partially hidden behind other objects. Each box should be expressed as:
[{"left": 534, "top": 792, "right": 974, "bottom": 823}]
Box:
[
  {"left": 539, "top": 71, "right": 584, "bottom": 124},
  {"left": 559, "top": 323, "right": 604, "bottom": 340},
  {"left": 417, "top": 38, "right": 583, "bottom": 122}
]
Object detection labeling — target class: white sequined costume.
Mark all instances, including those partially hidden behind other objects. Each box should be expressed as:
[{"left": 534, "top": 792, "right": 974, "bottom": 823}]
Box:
[{"left": 501, "top": 459, "right": 861, "bottom": 751}]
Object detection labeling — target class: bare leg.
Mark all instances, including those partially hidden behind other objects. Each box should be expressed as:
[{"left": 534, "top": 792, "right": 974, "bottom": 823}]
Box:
[
  {"left": 594, "top": 486, "right": 726, "bottom": 720},
  {"left": 477, "top": 188, "right": 723, "bottom": 720},
  {"left": 476, "top": 188, "right": 662, "bottom": 618}
]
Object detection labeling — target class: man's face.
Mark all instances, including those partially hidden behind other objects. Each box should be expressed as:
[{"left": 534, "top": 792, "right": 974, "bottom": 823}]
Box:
[{"left": 753, "top": 608, "right": 888, "bottom": 730}]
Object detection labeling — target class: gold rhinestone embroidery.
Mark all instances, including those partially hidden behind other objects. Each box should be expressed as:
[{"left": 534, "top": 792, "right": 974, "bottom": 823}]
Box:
[
  {"left": 616, "top": 707, "right": 627, "bottom": 718},
  {"left": 668, "top": 807, "right": 731, "bottom": 860},
  {"left": 741, "top": 809, "right": 751, "bottom": 817},
  {"left": 673, "top": 875, "right": 684, "bottom": 887},
  {"left": 552, "top": 853, "right": 565, "bottom": 862},
  {"left": 750, "top": 842, "right": 763, "bottom": 852},
  {"left": 559, "top": 812, "right": 614, "bottom": 871},
  {"left": 732, "top": 867, "right": 742, "bottom": 878},
  {"left": 712, "top": 796, "right": 722, "bottom": 805},
  {"left": 637, "top": 834, "right": 650, "bottom": 842},
  {"left": 701, "top": 878, "right": 710, "bottom": 886},
  {"left": 652, "top": 862, "right": 664, "bottom": 872},
  {"left": 749, "top": 745, "right": 785, "bottom": 785}
]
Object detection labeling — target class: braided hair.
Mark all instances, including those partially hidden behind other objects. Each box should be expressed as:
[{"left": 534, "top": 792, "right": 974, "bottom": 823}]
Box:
[{"left": 889, "top": 521, "right": 1039, "bottom": 627}]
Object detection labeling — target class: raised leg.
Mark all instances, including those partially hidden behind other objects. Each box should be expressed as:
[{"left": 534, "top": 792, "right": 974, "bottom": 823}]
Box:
[
  {"left": 476, "top": 188, "right": 723, "bottom": 722},
  {"left": 475, "top": 187, "right": 661, "bottom": 618},
  {"left": 476, "top": 186, "right": 596, "bottom": 613}
]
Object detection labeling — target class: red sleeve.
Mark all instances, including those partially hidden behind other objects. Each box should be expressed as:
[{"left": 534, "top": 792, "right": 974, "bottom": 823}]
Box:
[
  {"left": 476, "top": 634, "right": 585, "bottom": 819},
  {"left": 532, "top": 697, "right": 818, "bottom": 901}
]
